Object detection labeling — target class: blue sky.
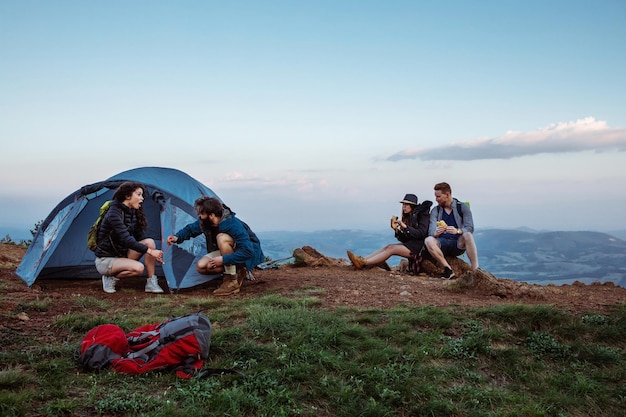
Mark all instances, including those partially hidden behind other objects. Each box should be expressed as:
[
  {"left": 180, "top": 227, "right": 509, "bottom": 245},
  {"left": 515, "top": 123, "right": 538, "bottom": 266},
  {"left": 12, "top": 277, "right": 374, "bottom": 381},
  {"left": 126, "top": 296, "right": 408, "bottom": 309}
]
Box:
[{"left": 1, "top": 0, "right": 625, "bottom": 235}]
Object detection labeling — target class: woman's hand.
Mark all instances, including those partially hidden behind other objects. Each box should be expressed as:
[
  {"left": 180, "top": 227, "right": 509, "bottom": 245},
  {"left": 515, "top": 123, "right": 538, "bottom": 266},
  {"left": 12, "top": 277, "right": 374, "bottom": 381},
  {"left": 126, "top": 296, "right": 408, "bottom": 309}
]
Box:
[
  {"left": 390, "top": 216, "right": 400, "bottom": 230},
  {"left": 147, "top": 248, "right": 165, "bottom": 264}
]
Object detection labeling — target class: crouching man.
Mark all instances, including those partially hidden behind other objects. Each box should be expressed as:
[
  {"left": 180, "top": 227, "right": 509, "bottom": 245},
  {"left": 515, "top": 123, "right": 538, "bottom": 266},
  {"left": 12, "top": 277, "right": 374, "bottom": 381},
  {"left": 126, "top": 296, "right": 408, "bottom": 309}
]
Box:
[{"left": 167, "top": 197, "right": 264, "bottom": 296}]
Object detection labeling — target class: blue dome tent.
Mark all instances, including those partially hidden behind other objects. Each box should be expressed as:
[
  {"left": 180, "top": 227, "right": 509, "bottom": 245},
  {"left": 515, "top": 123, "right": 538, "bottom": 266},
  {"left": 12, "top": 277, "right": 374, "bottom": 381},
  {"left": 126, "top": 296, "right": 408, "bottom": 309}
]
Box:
[{"left": 16, "top": 167, "right": 262, "bottom": 290}]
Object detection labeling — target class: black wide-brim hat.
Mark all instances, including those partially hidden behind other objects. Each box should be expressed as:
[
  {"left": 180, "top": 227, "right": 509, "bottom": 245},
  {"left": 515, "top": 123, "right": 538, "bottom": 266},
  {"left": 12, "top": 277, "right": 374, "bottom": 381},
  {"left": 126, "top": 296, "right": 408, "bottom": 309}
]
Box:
[{"left": 399, "top": 193, "right": 418, "bottom": 205}]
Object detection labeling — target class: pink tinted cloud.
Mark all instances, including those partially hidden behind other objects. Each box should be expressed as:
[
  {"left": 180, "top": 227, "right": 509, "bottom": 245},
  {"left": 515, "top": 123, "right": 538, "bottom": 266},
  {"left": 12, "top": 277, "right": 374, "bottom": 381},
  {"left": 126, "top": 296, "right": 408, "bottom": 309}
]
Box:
[{"left": 386, "top": 117, "right": 626, "bottom": 161}]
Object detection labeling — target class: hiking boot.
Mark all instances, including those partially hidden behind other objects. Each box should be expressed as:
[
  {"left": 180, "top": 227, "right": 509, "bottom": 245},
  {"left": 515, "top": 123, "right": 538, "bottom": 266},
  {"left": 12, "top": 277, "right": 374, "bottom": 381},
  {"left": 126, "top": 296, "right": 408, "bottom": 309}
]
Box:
[
  {"left": 441, "top": 267, "right": 456, "bottom": 280},
  {"left": 102, "top": 275, "right": 117, "bottom": 294},
  {"left": 347, "top": 251, "right": 366, "bottom": 270},
  {"left": 145, "top": 276, "right": 164, "bottom": 293},
  {"left": 213, "top": 274, "right": 241, "bottom": 296},
  {"left": 236, "top": 266, "right": 247, "bottom": 287}
]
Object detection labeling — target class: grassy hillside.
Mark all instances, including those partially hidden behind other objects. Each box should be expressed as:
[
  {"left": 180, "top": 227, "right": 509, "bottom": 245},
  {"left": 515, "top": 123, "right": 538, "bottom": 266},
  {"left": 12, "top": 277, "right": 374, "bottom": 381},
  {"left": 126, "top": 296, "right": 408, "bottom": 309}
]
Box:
[{"left": 1, "top": 287, "right": 625, "bottom": 416}]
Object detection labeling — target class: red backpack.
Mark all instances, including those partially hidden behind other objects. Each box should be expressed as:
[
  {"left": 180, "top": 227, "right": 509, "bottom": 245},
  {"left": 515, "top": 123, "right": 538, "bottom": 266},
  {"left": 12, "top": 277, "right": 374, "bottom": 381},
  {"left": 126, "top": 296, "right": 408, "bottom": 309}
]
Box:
[{"left": 76, "top": 313, "right": 212, "bottom": 379}]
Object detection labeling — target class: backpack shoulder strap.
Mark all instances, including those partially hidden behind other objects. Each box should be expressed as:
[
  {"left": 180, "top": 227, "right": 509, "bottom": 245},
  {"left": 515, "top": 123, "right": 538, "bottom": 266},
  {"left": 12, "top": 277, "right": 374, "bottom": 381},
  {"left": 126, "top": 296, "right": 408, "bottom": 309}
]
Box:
[
  {"left": 437, "top": 199, "right": 465, "bottom": 222},
  {"left": 126, "top": 339, "right": 161, "bottom": 361}
]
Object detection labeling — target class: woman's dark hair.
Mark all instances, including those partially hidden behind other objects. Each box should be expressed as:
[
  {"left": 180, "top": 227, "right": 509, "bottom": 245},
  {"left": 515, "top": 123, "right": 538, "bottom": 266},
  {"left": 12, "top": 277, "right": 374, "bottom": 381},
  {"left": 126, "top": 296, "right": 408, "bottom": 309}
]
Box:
[
  {"left": 401, "top": 205, "right": 414, "bottom": 224},
  {"left": 113, "top": 182, "right": 147, "bottom": 231},
  {"left": 194, "top": 196, "right": 224, "bottom": 217}
]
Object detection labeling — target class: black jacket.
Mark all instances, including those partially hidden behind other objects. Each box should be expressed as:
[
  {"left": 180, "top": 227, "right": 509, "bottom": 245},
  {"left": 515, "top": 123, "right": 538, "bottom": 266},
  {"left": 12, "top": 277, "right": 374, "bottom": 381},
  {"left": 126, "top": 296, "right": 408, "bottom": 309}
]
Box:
[
  {"left": 395, "top": 200, "right": 433, "bottom": 254},
  {"left": 94, "top": 200, "right": 148, "bottom": 257}
]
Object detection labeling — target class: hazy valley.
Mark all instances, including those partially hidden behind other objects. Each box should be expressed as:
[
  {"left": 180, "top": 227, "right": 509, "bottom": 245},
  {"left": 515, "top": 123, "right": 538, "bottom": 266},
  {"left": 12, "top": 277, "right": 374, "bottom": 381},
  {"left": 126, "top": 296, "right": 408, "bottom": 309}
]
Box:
[{"left": 258, "top": 228, "right": 626, "bottom": 288}]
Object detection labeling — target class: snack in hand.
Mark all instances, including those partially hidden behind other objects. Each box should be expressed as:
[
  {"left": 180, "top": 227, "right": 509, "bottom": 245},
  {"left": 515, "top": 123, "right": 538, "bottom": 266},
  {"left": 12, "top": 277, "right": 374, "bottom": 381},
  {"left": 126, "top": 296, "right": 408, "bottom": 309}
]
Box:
[
  {"left": 391, "top": 215, "right": 400, "bottom": 230},
  {"left": 436, "top": 220, "right": 447, "bottom": 228}
]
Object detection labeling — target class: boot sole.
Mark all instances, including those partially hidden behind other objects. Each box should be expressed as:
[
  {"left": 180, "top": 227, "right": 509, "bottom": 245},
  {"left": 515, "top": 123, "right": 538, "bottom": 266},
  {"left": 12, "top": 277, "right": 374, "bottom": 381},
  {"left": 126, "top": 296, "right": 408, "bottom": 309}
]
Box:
[{"left": 213, "top": 288, "right": 240, "bottom": 296}]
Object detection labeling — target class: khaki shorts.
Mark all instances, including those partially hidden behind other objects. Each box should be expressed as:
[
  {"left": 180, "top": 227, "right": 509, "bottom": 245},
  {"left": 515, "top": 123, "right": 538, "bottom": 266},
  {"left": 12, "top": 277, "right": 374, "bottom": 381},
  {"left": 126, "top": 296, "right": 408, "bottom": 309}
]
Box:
[
  {"left": 95, "top": 257, "right": 116, "bottom": 276},
  {"left": 202, "top": 250, "right": 221, "bottom": 259}
]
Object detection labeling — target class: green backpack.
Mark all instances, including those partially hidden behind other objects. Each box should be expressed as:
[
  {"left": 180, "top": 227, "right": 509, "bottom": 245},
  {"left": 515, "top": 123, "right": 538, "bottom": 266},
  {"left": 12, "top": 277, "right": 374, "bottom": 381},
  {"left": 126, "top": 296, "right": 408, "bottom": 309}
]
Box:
[{"left": 87, "top": 201, "right": 112, "bottom": 252}]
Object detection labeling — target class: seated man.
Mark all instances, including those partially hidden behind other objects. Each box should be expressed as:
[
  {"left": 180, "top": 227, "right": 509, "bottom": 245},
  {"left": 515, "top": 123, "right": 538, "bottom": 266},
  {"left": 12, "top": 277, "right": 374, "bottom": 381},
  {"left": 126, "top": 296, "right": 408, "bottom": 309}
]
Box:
[
  {"left": 167, "top": 197, "right": 264, "bottom": 296},
  {"left": 424, "top": 182, "right": 479, "bottom": 279}
]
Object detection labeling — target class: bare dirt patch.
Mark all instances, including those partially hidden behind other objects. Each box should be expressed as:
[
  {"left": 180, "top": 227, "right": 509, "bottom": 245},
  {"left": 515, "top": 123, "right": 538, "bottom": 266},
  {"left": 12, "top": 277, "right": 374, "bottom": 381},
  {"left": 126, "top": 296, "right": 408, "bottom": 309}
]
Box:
[{"left": 2, "top": 242, "right": 625, "bottom": 330}]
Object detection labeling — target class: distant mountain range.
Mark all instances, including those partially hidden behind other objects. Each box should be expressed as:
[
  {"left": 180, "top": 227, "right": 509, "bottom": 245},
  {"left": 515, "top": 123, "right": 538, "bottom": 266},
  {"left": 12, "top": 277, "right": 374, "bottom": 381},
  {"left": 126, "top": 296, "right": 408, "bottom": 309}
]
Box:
[
  {"left": 0, "top": 227, "right": 35, "bottom": 244},
  {"left": 3, "top": 225, "right": 625, "bottom": 288},
  {"left": 257, "top": 229, "right": 626, "bottom": 288}
]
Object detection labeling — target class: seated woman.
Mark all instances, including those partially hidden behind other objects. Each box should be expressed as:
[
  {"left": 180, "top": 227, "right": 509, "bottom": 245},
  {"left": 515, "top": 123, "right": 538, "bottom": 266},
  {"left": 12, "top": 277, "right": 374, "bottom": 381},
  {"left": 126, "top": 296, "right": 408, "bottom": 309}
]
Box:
[{"left": 347, "top": 193, "right": 432, "bottom": 271}]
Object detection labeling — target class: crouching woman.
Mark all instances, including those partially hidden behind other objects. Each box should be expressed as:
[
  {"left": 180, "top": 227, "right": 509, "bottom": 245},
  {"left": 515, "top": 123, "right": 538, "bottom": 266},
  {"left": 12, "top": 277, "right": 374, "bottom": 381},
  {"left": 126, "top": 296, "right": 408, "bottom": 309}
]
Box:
[{"left": 94, "top": 182, "right": 165, "bottom": 294}]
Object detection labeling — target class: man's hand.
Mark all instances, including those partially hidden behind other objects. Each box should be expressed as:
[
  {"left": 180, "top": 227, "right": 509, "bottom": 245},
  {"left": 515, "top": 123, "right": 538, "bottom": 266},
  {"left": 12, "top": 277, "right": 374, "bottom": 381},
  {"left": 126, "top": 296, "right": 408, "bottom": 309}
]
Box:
[
  {"left": 166, "top": 235, "right": 178, "bottom": 245},
  {"left": 207, "top": 256, "right": 224, "bottom": 269},
  {"left": 435, "top": 220, "right": 447, "bottom": 236}
]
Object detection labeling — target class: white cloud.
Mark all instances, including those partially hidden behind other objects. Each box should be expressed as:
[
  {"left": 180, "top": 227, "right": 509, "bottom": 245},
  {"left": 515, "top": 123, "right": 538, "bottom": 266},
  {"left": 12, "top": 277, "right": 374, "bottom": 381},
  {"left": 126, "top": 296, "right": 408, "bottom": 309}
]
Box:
[{"left": 386, "top": 117, "right": 626, "bottom": 161}]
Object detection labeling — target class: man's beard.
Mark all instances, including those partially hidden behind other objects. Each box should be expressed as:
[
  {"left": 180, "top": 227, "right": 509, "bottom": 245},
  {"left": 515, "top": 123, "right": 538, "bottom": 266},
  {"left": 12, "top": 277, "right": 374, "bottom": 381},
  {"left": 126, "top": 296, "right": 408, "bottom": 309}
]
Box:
[{"left": 200, "top": 218, "right": 213, "bottom": 230}]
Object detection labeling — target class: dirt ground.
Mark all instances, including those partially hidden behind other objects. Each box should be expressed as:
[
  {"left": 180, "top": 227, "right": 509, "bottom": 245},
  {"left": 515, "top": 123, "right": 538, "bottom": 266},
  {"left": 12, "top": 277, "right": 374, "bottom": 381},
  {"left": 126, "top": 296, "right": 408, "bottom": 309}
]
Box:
[{"left": 2, "top": 243, "right": 626, "bottom": 338}]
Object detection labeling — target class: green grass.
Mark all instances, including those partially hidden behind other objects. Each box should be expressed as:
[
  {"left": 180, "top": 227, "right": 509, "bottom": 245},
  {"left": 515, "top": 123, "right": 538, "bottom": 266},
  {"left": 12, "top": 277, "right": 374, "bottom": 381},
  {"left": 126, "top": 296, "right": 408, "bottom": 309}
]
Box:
[{"left": 1, "top": 293, "right": 625, "bottom": 416}]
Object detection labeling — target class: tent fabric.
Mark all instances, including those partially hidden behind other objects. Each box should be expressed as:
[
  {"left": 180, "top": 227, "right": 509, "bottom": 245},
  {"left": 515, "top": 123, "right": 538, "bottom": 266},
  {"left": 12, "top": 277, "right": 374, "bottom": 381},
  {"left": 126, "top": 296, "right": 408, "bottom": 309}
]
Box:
[{"left": 16, "top": 167, "right": 263, "bottom": 290}]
